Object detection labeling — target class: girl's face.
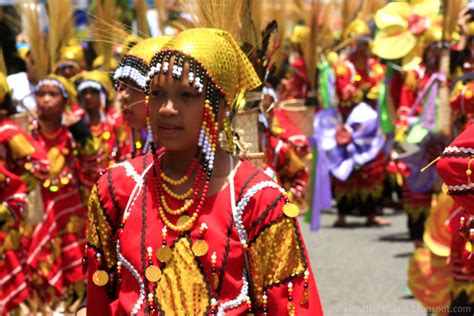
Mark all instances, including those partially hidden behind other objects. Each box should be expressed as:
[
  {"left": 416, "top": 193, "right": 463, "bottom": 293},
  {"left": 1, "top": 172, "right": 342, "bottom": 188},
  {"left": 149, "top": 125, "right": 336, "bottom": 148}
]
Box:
[
  {"left": 58, "top": 63, "right": 81, "bottom": 79},
  {"left": 119, "top": 80, "right": 146, "bottom": 129},
  {"left": 148, "top": 59, "right": 208, "bottom": 152},
  {"left": 80, "top": 87, "right": 102, "bottom": 112},
  {"left": 35, "top": 84, "right": 66, "bottom": 121}
]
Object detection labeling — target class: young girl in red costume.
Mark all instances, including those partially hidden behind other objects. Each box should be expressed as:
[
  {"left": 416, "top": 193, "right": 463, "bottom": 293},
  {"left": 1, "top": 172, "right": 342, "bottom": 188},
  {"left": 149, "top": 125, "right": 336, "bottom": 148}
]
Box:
[
  {"left": 86, "top": 27, "right": 323, "bottom": 315},
  {"left": 27, "top": 74, "right": 99, "bottom": 308},
  {"left": 0, "top": 71, "right": 49, "bottom": 315}
]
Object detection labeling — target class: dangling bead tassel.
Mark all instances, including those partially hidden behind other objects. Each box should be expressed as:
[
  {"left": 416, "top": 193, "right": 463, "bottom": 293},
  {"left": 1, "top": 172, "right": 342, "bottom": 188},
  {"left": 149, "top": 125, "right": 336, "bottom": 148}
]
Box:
[
  {"left": 143, "top": 95, "right": 153, "bottom": 154},
  {"left": 117, "top": 260, "right": 122, "bottom": 284},
  {"left": 300, "top": 270, "right": 310, "bottom": 305},
  {"left": 262, "top": 291, "right": 268, "bottom": 315},
  {"left": 287, "top": 282, "right": 295, "bottom": 316},
  {"left": 130, "top": 129, "right": 136, "bottom": 158},
  {"left": 210, "top": 298, "right": 218, "bottom": 315},
  {"left": 210, "top": 251, "right": 219, "bottom": 290},
  {"left": 467, "top": 228, "right": 474, "bottom": 259},
  {"left": 246, "top": 299, "right": 253, "bottom": 315}
]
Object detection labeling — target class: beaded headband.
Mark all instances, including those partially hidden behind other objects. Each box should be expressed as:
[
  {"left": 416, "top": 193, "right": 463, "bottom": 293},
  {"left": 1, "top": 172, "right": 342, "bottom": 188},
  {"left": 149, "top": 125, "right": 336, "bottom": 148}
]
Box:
[
  {"left": 114, "top": 36, "right": 172, "bottom": 91},
  {"left": 36, "top": 79, "right": 68, "bottom": 99},
  {"left": 77, "top": 80, "right": 107, "bottom": 107}
]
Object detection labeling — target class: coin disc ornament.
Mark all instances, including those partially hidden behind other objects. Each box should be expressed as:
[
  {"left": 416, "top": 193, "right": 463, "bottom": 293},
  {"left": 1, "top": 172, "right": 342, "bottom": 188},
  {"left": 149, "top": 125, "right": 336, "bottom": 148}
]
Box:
[
  {"left": 145, "top": 265, "right": 162, "bottom": 282},
  {"left": 156, "top": 245, "right": 172, "bottom": 262},
  {"left": 192, "top": 239, "right": 209, "bottom": 257},
  {"left": 283, "top": 203, "right": 299, "bottom": 218},
  {"left": 92, "top": 270, "right": 109, "bottom": 286}
]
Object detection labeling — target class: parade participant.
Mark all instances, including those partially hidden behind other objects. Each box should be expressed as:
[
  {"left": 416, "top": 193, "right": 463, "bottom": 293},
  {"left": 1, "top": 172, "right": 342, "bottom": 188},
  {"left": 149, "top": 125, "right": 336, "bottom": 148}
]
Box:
[
  {"left": 6, "top": 40, "right": 38, "bottom": 113},
  {"left": 0, "top": 71, "right": 49, "bottom": 315},
  {"left": 114, "top": 36, "right": 171, "bottom": 157},
  {"left": 279, "top": 25, "right": 310, "bottom": 101},
  {"left": 259, "top": 90, "right": 310, "bottom": 211},
  {"left": 27, "top": 74, "right": 98, "bottom": 309},
  {"left": 330, "top": 19, "right": 389, "bottom": 227},
  {"left": 437, "top": 125, "right": 474, "bottom": 315},
  {"left": 450, "top": 14, "right": 474, "bottom": 134},
  {"left": 85, "top": 27, "right": 323, "bottom": 314},
  {"left": 394, "top": 20, "right": 446, "bottom": 246},
  {"left": 76, "top": 70, "right": 128, "bottom": 168},
  {"left": 54, "top": 45, "right": 86, "bottom": 80}
]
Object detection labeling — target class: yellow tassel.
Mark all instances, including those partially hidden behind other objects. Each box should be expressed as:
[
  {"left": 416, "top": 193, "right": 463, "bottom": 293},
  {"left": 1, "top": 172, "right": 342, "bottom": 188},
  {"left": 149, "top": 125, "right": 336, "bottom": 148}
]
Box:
[
  {"left": 420, "top": 156, "right": 440, "bottom": 173},
  {"left": 299, "top": 289, "right": 309, "bottom": 305}
]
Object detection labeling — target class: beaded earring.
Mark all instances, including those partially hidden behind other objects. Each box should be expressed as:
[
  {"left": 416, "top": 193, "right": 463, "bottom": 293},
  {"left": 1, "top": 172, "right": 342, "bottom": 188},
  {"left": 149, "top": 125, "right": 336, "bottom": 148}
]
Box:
[
  {"left": 146, "top": 51, "right": 225, "bottom": 233},
  {"left": 143, "top": 95, "right": 154, "bottom": 154}
]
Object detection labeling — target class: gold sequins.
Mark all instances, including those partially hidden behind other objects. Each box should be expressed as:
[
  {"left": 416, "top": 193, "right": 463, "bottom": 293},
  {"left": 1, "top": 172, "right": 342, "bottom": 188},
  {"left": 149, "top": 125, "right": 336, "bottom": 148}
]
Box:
[
  {"left": 87, "top": 185, "right": 116, "bottom": 269},
  {"left": 155, "top": 237, "right": 209, "bottom": 315},
  {"left": 248, "top": 217, "right": 306, "bottom": 305}
]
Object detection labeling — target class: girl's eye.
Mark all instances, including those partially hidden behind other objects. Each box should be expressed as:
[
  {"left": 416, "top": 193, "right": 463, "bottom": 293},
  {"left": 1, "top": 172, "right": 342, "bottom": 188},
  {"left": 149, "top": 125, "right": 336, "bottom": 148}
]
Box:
[
  {"left": 117, "top": 82, "right": 126, "bottom": 91},
  {"left": 181, "top": 91, "right": 197, "bottom": 98},
  {"left": 151, "top": 90, "right": 165, "bottom": 98}
]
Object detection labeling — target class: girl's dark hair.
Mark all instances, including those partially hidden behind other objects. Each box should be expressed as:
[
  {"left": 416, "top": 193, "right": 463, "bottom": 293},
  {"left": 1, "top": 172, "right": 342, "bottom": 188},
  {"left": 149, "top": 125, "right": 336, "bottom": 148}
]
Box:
[
  {"left": 0, "top": 21, "right": 26, "bottom": 75},
  {"left": 0, "top": 93, "right": 17, "bottom": 116},
  {"left": 450, "top": 36, "right": 474, "bottom": 75}
]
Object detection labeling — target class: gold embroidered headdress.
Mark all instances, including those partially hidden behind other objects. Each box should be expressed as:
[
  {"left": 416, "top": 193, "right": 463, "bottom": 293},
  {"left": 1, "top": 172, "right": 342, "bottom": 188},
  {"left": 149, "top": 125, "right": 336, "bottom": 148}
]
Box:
[
  {"left": 53, "top": 44, "right": 86, "bottom": 73},
  {"left": 148, "top": 28, "right": 261, "bottom": 106}
]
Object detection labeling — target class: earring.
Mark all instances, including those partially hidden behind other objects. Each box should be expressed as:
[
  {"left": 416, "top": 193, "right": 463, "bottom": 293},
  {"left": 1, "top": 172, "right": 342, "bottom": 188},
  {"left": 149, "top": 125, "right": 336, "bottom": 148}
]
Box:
[{"left": 143, "top": 95, "right": 154, "bottom": 154}]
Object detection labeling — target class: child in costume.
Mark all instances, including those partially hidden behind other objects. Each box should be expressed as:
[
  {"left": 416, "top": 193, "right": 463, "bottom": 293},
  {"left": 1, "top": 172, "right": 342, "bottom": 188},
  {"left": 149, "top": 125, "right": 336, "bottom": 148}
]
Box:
[
  {"left": 27, "top": 74, "right": 99, "bottom": 309},
  {"left": 114, "top": 36, "right": 171, "bottom": 158},
  {"left": 85, "top": 28, "right": 323, "bottom": 315},
  {"left": 0, "top": 71, "right": 49, "bottom": 315}
]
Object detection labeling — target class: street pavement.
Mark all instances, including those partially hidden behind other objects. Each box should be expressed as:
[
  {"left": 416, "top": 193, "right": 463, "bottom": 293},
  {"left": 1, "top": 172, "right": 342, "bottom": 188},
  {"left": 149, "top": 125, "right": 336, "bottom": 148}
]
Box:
[{"left": 301, "top": 207, "right": 428, "bottom": 316}]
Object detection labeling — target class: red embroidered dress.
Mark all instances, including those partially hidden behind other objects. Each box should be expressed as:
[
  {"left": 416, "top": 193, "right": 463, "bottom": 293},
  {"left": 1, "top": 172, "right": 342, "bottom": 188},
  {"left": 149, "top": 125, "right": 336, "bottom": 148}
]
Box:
[
  {"left": 91, "top": 110, "right": 130, "bottom": 170},
  {"left": 86, "top": 154, "right": 323, "bottom": 315},
  {"left": 27, "top": 122, "right": 98, "bottom": 298},
  {"left": 0, "top": 119, "right": 49, "bottom": 314}
]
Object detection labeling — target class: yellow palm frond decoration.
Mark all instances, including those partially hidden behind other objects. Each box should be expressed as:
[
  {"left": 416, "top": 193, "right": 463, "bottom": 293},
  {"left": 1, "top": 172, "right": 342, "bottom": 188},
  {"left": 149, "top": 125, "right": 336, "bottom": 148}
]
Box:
[{"left": 19, "top": 0, "right": 49, "bottom": 79}]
